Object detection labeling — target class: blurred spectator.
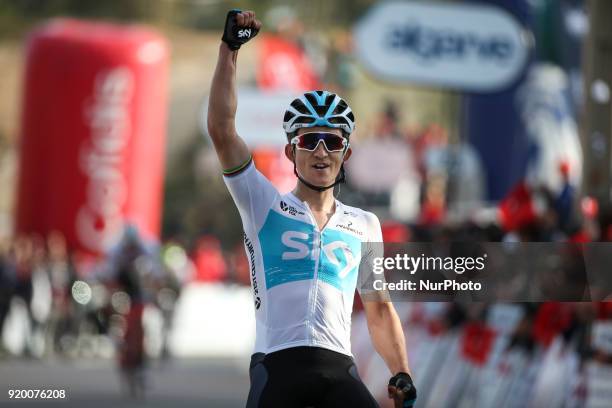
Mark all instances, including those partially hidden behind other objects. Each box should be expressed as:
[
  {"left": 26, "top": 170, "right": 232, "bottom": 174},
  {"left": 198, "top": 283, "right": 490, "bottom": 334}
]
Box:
[
  {"left": 347, "top": 101, "right": 420, "bottom": 219},
  {"left": 228, "top": 241, "right": 251, "bottom": 286},
  {"left": 554, "top": 160, "right": 577, "bottom": 231},
  {"left": 256, "top": 5, "right": 322, "bottom": 92},
  {"left": 498, "top": 182, "right": 539, "bottom": 234},
  {"left": 419, "top": 173, "right": 447, "bottom": 227},
  {"left": 191, "top": 235, "right": 227, "bottom": 282},
  {"left": 11, "top": 235, "right": 35, "bottom": 354},
  {"left": 420, "top": 124, "right": 485, "bottom": 222},
  {"left": 0, "top": 237, "right": 16, "bottom": 354},
  {"left": 159, "top": 240, "right": 193, "bottom": 358},
  {"left": 161, "top": 241, "right": 194, "bottom": 287},
  {"left": 45, "top": 231, "right": 78, "bottom": 355},
  {"left": 324, "top": 30, "right": 355, "bottom": 94},
  {"left": 375, "top": 100, "right": 401, "bottom": 138},
  {"left": 12, "top": 235, "right": 33, "bottom": 303},
  {"left": 411, "top": 123, "right": 446, "bottom": 178},
  {"left": 29, "top": 233, "right": 51, "bottom": 356},
  {"left": 381, "top": 221, "right": 411, "bottom": 243},
  {"left": 577, "top": 196, "right": 600, "bottom": 242}
]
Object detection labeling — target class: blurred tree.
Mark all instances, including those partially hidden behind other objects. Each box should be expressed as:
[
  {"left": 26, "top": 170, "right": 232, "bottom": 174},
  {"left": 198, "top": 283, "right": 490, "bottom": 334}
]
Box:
[
  {"left": 162, "top": 132, "right": 243, "bottom": 249},
  {"left": 173, "top": 0, "right": 379, "bottom": 32},
  {"left": 297, "top": 0, "right": 376, "bottom": 29},
  {"left": 0, "top": 0, "right": 146, "bottom": 39},
  {"left": 0, "top": 0, "right": 151, "bottom": 23},
  {"left": 0, "top": 0, "right": 381, "bottom": 36},
  {"left": 176, "top": 0, "right": 286, "bottom": 31}
]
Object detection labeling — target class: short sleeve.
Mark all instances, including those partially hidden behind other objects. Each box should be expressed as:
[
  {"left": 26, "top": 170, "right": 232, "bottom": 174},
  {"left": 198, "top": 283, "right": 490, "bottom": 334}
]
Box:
[
  {"left": 223, "top": 160, "right": 279, "bottom": 232},
  {"left": 358, "top": 211, "right": 390, "bottom": 301}
]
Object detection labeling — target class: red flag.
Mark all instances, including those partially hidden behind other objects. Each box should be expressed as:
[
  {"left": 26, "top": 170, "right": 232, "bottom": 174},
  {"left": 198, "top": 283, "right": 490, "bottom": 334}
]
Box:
[
  {"left": 533, "top": 302, "right": 573, "bottom": 347},
  {"left": 460, "top": 322, "right": 496, "bottom": 366},
  {"left": 498, "top": 183, "right": 536, "bottom": 231}
]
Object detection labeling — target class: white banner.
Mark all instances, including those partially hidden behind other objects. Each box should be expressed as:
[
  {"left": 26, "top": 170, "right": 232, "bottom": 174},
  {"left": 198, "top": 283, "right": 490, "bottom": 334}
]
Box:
[
  {"left": 202, "top": 88, "right": 296, "bottom": 147},
  {"left": 593, "top": 322, "right": 612, "bottom": 355},
  {"left": 354, "top": 1, "right": 531, "bottom": 92}
]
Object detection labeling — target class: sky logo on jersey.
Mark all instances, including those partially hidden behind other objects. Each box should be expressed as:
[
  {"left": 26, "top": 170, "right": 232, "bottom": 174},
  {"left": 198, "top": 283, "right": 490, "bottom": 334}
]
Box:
[
  {"left": 322, "top": 241, "right": 359, "bottom": 279},
  {"left": 319, "top": 229, "right": 362, "bottom": 292},
  {"left": 259, "top": 210, "right": 363, "bottom": 292},
  {"left": 260, "top": 211, "right": 315, "bottom": 289},
  {"left": 282, "top": 230, "right": 310, "bottom": 260}
]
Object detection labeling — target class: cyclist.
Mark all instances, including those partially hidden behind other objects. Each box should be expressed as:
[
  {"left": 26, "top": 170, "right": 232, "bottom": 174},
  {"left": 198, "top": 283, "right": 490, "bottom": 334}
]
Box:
[
  {"left": 208, "top": 10, "right": 416, "bottom": 408},
  {"left": 98, "top": 224, "right": 161, "bottom": 399}
]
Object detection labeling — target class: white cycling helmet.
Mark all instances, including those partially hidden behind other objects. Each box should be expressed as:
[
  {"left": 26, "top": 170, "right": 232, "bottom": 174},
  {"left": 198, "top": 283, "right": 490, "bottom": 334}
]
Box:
[{"left": 283, "top": 90, "right": 355, "bottom": 139}]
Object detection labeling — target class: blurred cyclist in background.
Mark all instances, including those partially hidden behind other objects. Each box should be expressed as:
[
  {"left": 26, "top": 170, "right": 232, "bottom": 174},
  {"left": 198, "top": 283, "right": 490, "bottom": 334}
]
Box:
[
  {"left": 99, "top": 224, "right": 162, "bottom": 399},
  {"left": 0, "top": 238, "right": 16, "bottom": 356},
  {"left": 207, "top": 10, "right": 416, "bottom": 408}
]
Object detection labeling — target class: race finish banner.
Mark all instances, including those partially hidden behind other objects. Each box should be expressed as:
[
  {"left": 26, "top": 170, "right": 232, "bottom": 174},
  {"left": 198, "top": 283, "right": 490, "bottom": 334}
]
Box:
[{"left": 358, "top": 242, "right": 612, "bottom": 302}]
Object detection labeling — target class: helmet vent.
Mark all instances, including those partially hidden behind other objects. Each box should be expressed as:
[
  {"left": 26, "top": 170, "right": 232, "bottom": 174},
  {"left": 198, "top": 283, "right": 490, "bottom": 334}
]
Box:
[
  {"left": 313, "top": 104, "right": 328, "bottom": 116},
  {"left": 294, "top": 116, "right": 316, "bottom": 125},
  {"left": 283, "top": 111, "right": 296, "bottom": 122},
  {"left": 291, "top": 99, "right": 309, "bottom": 114},
  {"left": 332, "top": 100, "right": 348, "bottom": 115},
  {"left": 304, "top": 92, "right": 318, "bottom": 108},
  {"left": 328, "top": 117, "right": 348, "bottom": 125}
]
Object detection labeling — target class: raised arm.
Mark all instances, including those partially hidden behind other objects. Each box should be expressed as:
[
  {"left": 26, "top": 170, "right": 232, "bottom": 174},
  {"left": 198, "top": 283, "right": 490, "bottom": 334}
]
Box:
[{"left": 207, "top": 10, "right": 261, "bottom": 170}]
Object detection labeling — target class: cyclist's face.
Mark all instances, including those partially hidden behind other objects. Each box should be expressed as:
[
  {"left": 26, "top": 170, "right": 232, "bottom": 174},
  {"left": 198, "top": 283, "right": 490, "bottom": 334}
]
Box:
[{"left": 285, "top": 127, "right": 351, "bottom": 187}]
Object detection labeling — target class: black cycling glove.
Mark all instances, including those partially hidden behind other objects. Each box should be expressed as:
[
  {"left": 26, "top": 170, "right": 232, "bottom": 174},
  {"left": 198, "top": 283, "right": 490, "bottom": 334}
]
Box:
[
  {"left": 222, "top": 9, "right": 259, "bottom": 51},
  {"left": 389, "top": 372, "right": 417, "bottom": 408}
]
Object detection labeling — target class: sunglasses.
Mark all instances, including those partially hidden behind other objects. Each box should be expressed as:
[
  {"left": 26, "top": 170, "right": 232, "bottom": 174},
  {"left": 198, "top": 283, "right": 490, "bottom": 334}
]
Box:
[{"left": 291, "top": 132, "right": 348, "bottom": 153}]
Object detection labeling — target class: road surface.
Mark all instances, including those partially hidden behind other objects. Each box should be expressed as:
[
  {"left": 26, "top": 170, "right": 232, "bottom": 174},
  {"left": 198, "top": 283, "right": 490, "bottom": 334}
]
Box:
[{"left": 0, "top": 357, "right": 250, "bottom": 408}]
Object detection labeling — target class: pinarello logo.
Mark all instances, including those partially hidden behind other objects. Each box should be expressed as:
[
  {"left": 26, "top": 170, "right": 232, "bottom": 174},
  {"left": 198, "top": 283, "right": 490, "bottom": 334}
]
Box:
[
  {"left": 336, "top": 222, "right": 363, "bottom": 236},
  {"left": 280, "top": 201, "right": 288, "bottom": 211}
]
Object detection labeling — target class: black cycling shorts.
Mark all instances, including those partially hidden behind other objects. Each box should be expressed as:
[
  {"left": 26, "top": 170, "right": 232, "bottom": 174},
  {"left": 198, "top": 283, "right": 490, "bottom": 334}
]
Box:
[{"left": 246, "top": 346, "right": 379, "bottom": 408}]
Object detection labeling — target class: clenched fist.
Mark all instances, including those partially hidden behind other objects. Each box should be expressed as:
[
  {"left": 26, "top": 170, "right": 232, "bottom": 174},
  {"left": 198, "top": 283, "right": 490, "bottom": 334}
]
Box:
[{"left": 222, "top": 9, "right": 262, "bottom": 51}]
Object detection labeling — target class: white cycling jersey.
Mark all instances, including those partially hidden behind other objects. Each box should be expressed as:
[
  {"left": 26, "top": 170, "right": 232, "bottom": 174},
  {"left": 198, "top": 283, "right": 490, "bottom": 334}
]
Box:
[{"left": 224, "top": 160, "right": 382, "bottom": 356}]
